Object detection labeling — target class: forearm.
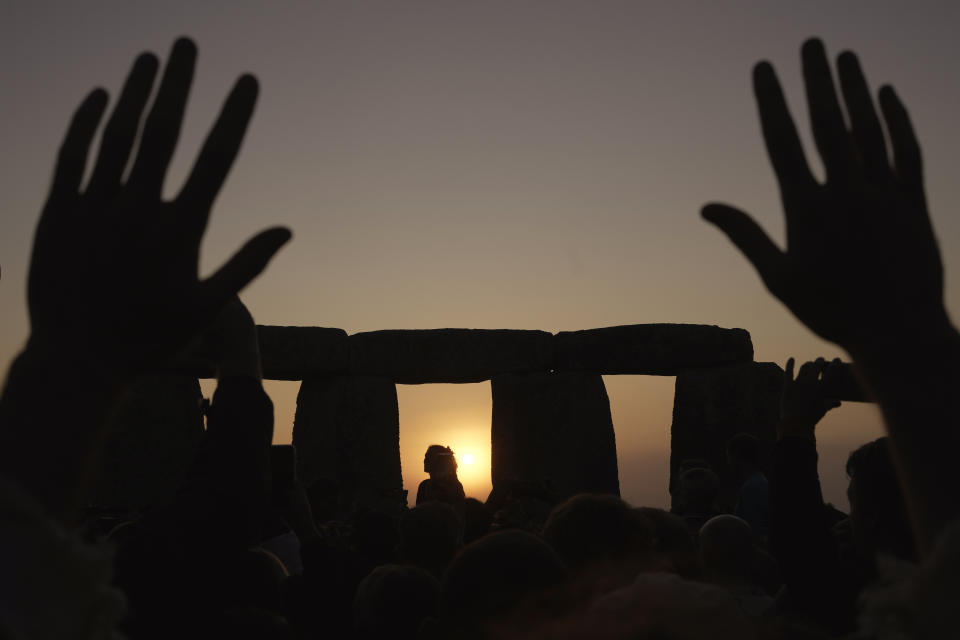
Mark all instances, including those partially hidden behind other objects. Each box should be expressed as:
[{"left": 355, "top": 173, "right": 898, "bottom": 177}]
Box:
[
  {"left": 0, "top": 345, "right": 127, "bottom": 523},
  {"left": 848, "top": 323, "right": 960, "bottom": 554},
  {"left": 770, "top": 437, "right": 838, "bottom": 573},
  {"left": 769, "top": 435, "right": 853, "bottom": 630},
  {"left": 202, "top": 375, "right": 274, "bottom": 539}
]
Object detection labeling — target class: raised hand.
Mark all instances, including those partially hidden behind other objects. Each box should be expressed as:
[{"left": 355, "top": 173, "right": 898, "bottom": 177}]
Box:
[
  {"left": 27, "top": 38, "right": 290, "bottom": 375},
  {"left": 702, "top": 39, "right": 950, "bottom": 357},
  {"left": 778, "top": 357, "right": 842, "bottom": 439}
]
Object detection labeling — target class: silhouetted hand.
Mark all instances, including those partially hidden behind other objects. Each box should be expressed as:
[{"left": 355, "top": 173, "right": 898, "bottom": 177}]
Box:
[
  {"left": 27, "top": 38, "right": 290, "bottom": 376},
  {"left": 778, "top": 358, "right": 841, "bottom": 439},
  {"left": 702, "top": 39, "right": 950, "bottom": 356}
]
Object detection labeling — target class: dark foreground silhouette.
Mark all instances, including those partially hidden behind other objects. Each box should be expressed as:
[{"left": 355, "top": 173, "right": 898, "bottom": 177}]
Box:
[{"left": 1, "top": 36, "right": 959, "bottom": 639}]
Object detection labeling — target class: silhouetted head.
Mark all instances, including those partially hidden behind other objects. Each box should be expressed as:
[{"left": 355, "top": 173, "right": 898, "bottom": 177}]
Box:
[
  {"left": 677, "top": 459, "right": 713, "bottom": 476},
  {"left": 635, "top": 507, "right": 701, "bottom": 579},
  {"left": 215, "top": 607, "right": 294, "bottom": 640},
  {"left": 726, "top": 433, "right": 763, "bottom": 480},
  {"left": 440, "top": 530, "right": 567, "bottom": 636},
  {"left": 463, "top": 497, "right": 493, "bottom": 544},
  {"left": 699, "top": 515, "right": 755, "bottom": 586},
  {"left": 671, "top": 460, "right": 713, "bottom": 512},
  {"left": 577, "top": 571, "right": 755, "bottom": 640},
  {"left": 543, "top": 494, "right": 655, "bottom": 593},
  {"left": 399, "top": 502, "right": 463, "bottom": 577},
  {"left": 846, "top": 437, "right": 916, "bottom": 561},
  {"left": 353, "top": 509, "right": 400, "bottom": 566},
  {"left": 424, "top": 444, "right": 458, "bottom": 478},
  {"left": 675, "top": 467, "right": 721, "bottom": 514},
  {"left": 215, "top": 547, "right": 289, "bottom": 614},
  {"left": 354, "top": 564, "right": 439, "bottom": 640}
]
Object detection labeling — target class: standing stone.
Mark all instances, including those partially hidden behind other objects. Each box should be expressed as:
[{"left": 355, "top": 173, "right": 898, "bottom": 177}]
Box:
[
  {"left": 91, "top": 373, "right": 204, "bottom": 509},
  {"left": 294, "top": 376, "right": 403, "bottom": 516},
  {"left": 491, "top": 371, "right": 619, "bottom": 502},
  {"left": 669, "top": 362, "right": 783, "bottom": 509}
]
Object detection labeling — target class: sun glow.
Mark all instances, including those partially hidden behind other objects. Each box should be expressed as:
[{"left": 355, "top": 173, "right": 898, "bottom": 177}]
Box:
[{"left": 462, "top": 453, "right": 475, "bottom": 465}]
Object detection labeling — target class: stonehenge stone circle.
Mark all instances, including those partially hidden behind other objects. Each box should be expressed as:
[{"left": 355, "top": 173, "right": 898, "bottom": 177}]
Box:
[{"left": 111, "top": 323, "right": 870, "bottom": 513}]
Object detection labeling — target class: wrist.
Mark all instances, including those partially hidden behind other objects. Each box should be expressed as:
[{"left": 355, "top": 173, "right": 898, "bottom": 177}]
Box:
[
  {"left": 845, "top": 315, "right": 959, "bottom": 368},
  {"left": 22, "top": 335, "right": 128, "bottom": 393},
  {"left": 217, "top": 356, "right": 261, "bottom": 380},
  {"left": 847, "top": 323, "right": 960, "bottom": 396},
  {"left": 215, "top": 340, "right": 261, "bottom": 380}
]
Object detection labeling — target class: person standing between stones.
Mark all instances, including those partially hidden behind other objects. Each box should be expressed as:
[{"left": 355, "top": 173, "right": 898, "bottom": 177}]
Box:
[
  {"left": 416, "top": 445, "right": 466, "bottom": 509},
  {"left": 726, "top": 433, "right": 771, "bottom": 546}
]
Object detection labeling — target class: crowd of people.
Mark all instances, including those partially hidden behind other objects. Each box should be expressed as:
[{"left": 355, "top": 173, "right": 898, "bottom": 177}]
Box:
[{"left": 1, "top": 35, "right": 957, "bottom": 639}]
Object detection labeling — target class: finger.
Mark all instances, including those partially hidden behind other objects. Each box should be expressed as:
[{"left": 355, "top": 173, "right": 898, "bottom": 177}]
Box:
[
  {"left": 86, "top": 53, "right": 159, "bottom": 200},
  {"left": 785, "top": 357, "right": 796, "bottom": 380},
  {"left": 836, "top": 51, "right": 890, "bottom": 184},
  {"left": 797, "top": 360, "right": 819, "bottom": 381},
  {"left": 199, "top": 227, "right": 292, "bottom": 309},
  {"left": 878, "top": 85, "right": 924, "bottom": 203},
  {"left": 127, "top": 38, "right": 197, "bottom": 196},
  {"left": 702, "top": 204, "right": 786, "bottom": 294},
  {"left": 49, "top": 89, "right": 108, "bottom": 203},
  {"left": 753, "top": 62, "right": 817, "bottom": 195},
  {"left": 801, "top": 39, "right": 857, "bottom": 181},
  {"left": 176, "top": 74, "right": 259, "bottom": 232},
  {"left": 814, "top": 356, "right": 827, "bottom": 380},
  {"left": 797, "top": 361, "right": 817, "bottom": 379}
]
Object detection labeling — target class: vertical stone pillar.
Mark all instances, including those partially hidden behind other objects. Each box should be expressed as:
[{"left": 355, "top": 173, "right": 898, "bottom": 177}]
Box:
[
  {"left": 491, "top": 371, "right": 619, "bottom": 502},
  {"left": 92, "top": 373, "right": 204, "bottom": 509},
  {"left": 294, "top": 376, "right": 403, "bottom": 517},
  {"left": 669, "top": 362, "right": 783, "bottom": 509}
]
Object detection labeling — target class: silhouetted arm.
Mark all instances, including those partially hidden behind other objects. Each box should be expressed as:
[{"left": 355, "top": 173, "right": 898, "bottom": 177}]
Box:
[
  {"left": 166, "top": 298, "right": 274, "bottom": 546},
  {"left": 702, "top": 38, "right": 960, "bottom": 554},
  {"left": 770, "top": 359, "right": 854, "bottom": 632},
  {"left": 110, "top": 299, "right": 275, "bottom": 636},
  {"left": 0, "top": 39, "right": 289, "bottom": 524}
]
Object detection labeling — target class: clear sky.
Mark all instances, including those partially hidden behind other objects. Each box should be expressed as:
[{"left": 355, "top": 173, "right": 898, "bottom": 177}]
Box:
[{"left": 3, "top": 1, "right": 958, "bottom": 509}]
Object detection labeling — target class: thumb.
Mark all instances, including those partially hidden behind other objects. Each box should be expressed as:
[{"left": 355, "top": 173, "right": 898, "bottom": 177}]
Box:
[
  {"left": 702, "top": 203, "right": 786, "bottom": 293},
  {"left": 200, "top": 226, "right": 292, "bottom": 311}
]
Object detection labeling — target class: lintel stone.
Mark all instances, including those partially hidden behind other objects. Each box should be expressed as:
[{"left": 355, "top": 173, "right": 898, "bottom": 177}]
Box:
[
  {"left": 349, "top": 329, "right": 555, "bottom": 384},
  {"left": 556, "top": 324, "right": 754, "bottom": 375}
]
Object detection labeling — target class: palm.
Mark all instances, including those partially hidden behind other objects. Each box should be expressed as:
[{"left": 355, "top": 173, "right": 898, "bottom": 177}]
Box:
[
  {"left": 28, "top": 39, "right": 290, "bottom": 373},
  {"left": 781, "top": 187, "right": 939, "bottom": 346}
]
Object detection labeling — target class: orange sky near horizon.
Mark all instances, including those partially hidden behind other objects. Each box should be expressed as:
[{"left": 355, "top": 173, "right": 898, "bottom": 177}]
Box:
[{"left": 4, "top": 0, "right": 957, "bottom": 511}]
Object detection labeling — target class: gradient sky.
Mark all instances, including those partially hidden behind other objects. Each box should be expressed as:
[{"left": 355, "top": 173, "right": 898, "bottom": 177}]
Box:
[{"left": 3, "top": 1, "right": 958, "bottom": 509}]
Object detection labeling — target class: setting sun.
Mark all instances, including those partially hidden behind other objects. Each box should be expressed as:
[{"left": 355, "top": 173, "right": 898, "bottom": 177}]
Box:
[{"left": 462, "top": 453, "right": 475, "bottom": 465}]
